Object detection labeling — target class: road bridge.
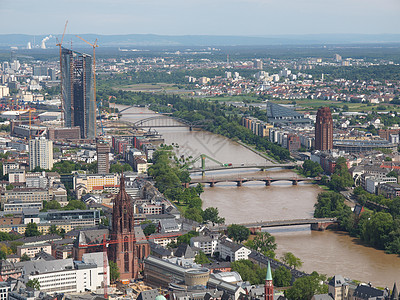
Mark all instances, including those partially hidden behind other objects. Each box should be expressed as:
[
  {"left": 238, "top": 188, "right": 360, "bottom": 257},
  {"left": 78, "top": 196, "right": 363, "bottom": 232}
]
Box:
[
  {"left": 214, "top": 218, "right": 338, "bottom": 232},
  {"left": 188, "top": 163, "right": 296, "bottom": 174},
  {"left": 189, "top": 176, "right": 320, "bottom": 187}
]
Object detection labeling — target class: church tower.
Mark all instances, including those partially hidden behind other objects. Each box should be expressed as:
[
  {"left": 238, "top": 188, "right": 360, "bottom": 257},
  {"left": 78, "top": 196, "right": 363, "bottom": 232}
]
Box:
[
  {"left": 109, "top": 175, "right": 139, "bottom": 280},
  {"left": 265, "top": 260, "right": 274, "bottom": 300}
]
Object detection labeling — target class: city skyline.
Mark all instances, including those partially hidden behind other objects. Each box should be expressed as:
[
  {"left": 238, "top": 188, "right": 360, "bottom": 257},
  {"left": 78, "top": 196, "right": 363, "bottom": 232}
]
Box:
[{"left": 1, "top": 0, "right": 400, "bottom": 36}]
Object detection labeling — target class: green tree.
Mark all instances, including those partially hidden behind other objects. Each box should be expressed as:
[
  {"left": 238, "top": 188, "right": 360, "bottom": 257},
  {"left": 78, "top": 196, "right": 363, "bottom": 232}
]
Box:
[
  {"left": 44, "top": 200, "right": 62, "bottom": 210},
  {"left": 227, "top": 224, "right": 250, "bottom": 243},
  {"left": 64, "top": 200, "right": 86, "bottom": 210},
  {"left": 328, "top": 157, "right": 353, "bottom": 191},
  {"left": 20, "top": 253, "right": 30, "bottom": 261},
  {"left": 302, "top": 160, "right": 323, "bottom": 177},
  {"left": 285, "top": 272, "right": 328, "bottom": 300},
  {"left": 49, "top": 225, "right": 59, "bottom": 235},
  {"left": 202, "top": 207, "right": 225, "bottom": 225},
  {"left": 110, "top": 162, "right": 133, "bottom": 173},
  {"left": 59, "top": 228, "right": 66, "bottom": 238},
  {"left": 26, "top": 278, "right": 40, "bottom": 290},
  {"left": 281, "top": 252, "right": 303, "bottom": 270},
  {"left": 273, "top": 266, "right": 292, "bottom": 287},
  {"left": 361, "top": 211, "right": 394, "bottom": 250},
  {"left": 143, "top": 224, "right": 156, "bottom": 236},
  {"left": 185, "top": 207, "right": 203, "bottom": 223},
  {"left": 251, "top": 232, "right": 277, "bottom": 258},
  {"left": 176, "top": 231, "right": 199, "bottom": 246},
  {"left": 109, "top": 261, "right": 120, "bottom": 282},
  {"left": 25, "top": 223, "right": 41, "bottom": 237},
  {"left": 194, "top": 251, "right": 210, "bottom": 264},
  {"left": 10, "top": 242, "right": 23, "bottom": 254},
  {"left": 231, "top": 260, "right": 267, "bottom": 285},
  {"left": 101, "top": 217, "right": 110, "bottom": 227},
  {"left": 6, "top": 184, "right": 14, "bottom": 190}
]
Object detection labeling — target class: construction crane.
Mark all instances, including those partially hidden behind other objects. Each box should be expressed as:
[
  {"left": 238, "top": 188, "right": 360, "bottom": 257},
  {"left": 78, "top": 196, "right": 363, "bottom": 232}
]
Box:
[
  {"left": 79, "top": 231, "right": 181, "bottom": 298},
  {"left": 75, "top": 35, "right": 98, "bottom": 137},
  {"left": 56, "top": 20, "right": 68, "bottom": 126}
]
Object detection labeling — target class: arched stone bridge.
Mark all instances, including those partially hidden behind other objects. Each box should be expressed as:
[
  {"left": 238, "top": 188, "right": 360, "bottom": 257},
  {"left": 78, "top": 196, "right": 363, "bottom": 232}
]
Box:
[
  {"left": 213, "top": 218, "right": 338, "bottom": 232},
  {"left": 188, "top": 176, "right": 320, "bottom": 187}
]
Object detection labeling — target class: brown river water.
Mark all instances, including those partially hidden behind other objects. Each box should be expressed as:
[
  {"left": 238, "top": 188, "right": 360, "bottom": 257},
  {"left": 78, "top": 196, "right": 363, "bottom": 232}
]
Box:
[{"left": 119, "top": 105, "right": 400, "bottom": 288}]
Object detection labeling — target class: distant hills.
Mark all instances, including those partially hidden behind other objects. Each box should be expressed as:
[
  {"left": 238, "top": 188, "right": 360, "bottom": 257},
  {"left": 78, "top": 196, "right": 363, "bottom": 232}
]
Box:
[{"left": 1, "top": 33, "right": 400, "bottom": 49}]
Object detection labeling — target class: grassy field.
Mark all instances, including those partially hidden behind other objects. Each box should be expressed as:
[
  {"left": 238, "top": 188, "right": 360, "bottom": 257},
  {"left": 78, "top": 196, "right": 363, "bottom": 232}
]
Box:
[
  {"left": 116, "top": 83, "right": 194, "bottom": 95},
  {"left": 199, "top": 95, "right": 261, "bottom": 102},
  {"left": 273, "top": 98, "right": 400, "bottom": 113}
]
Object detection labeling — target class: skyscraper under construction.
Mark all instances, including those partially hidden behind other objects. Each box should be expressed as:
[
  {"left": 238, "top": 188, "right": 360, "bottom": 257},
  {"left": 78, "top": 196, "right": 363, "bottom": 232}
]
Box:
[{"left": 61, "top": 48, "right": 96, "bottom": 139}]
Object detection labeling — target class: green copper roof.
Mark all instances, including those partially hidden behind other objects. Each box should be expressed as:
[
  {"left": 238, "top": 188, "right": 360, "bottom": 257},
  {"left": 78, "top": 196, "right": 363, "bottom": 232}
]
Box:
[{"left": 266, "top": 260, "right": 273, "bottom": 281}]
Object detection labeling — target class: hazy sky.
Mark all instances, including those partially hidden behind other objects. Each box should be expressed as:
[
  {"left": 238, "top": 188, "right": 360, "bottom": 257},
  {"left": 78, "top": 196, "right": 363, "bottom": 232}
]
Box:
[{"left": 1, "top": 0, "right": 400, "bottom": 35}]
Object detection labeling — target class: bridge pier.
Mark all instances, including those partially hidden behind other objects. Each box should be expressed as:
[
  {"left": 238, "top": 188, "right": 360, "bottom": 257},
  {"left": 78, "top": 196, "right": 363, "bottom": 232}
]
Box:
[
  {"left": 183, "top": 183, "right": 189, "bottom": 188},
  {"left": 210, "top": 182, "right": 215, "bottom": 187},
  {"left": 292, "top": 180, "right": 298, "bottom": 185},
  {"left": 249, "top": 226, "right": 262, "bottom": 234},
  {"left": 189, "top": 126, "right": 193, "bottom": 131},
  {"left": 265, "top": 180, "right": 271, "bottom": 186},
  {"left": 237, "top": 181, "right": 242, "bottom": 187},
  {"left": 311, "top": 222, "right": 336, "bottom": 231}
]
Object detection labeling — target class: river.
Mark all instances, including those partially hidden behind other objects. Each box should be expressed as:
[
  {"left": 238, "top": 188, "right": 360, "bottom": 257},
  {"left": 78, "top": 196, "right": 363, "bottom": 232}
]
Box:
[{"left": 119, "top": 105, "right": 400, "bottom": 288}]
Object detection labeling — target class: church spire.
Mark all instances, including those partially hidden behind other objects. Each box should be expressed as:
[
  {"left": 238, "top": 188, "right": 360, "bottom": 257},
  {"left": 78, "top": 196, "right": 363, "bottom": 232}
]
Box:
[
  {"left": 265, "top": 260, "right": 274, "bottom": 300},
  {"left": 391, "top": 283, "right": 399, "bottom": 300},
  {"left": 266, "top": 260, "right": 273, "bottom": 281}
]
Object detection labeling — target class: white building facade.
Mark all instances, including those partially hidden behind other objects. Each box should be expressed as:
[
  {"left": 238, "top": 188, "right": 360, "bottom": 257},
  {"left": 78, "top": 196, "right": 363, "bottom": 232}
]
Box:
[{"left": 29, "top": 137, "right": 53, "bottom": 171}]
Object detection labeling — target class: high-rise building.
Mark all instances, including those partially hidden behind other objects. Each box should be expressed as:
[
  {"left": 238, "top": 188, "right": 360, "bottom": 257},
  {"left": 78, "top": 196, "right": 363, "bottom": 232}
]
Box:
[
  {"left": 61, "top": 48, "right": 96, "bottom": 139},
  {"left": 335, "top": 54, "right": 342, "bottom": 62},
  {"left": 109, "top": 176, "right": 150, "bottom": 280},
  {"left": 315, "top": 107, "right": 333, "bottom": 151},
  {"left": 97, "top": 142, "right": 110, "bottom": 174},
  {"left": 254, "top": 59, "right": 263, "bottom": 70},
  {"left": 29, "top": 137, "right": 53, "bottom": 171}
]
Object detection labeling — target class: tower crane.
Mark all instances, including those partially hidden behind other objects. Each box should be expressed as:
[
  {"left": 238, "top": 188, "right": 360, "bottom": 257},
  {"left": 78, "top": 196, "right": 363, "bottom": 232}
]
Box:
[
  {"left": 56, "top": 20, "right": 68, "bottom": 126},
  {"left": 75, "top": 35, "right": 98, "bottom": 137}
]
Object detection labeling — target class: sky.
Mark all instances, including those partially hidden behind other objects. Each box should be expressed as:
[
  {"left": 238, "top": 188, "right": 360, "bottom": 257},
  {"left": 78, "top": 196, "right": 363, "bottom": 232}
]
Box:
[{"left": 0, "top": 0, "right": 400, "bottom": 36}]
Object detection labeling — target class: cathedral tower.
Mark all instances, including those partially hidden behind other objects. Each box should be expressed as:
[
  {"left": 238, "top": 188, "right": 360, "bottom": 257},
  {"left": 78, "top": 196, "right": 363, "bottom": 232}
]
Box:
[{"left": 109, "top": 175, "right": 139, "bottom": 280}]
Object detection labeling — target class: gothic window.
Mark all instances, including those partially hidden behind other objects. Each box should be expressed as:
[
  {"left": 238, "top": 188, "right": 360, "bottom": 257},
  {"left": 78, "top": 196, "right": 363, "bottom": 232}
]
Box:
[
  {"left": 142, "top": 245, "right": 146, "bottom": 258},
  {"left": 124, "top": 236, "right": 129, "bottom": 252},
  {"left": 124, "top": 252, "right": 129, "bottom": 273}
]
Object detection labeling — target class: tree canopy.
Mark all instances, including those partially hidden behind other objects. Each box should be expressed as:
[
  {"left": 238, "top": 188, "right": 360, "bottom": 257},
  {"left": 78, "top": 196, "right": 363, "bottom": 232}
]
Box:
[
  {"left": 25, "top": 223, "right": 41, "bottom": 237},
  {"left": 227, "top": 224, "right": 250, "bottom": 242}
]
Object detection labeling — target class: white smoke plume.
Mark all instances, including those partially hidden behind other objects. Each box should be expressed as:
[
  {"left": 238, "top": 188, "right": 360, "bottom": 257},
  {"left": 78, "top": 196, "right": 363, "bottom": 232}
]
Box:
[{"left": 40, "top": 35, "right": 53, "bottom": 49}]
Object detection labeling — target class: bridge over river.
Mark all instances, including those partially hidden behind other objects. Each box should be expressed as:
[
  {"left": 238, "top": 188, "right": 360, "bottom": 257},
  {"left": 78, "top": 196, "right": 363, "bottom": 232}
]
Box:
[
  {"left": 189, "top": 175, "right": 320, "bottom": 186},
  {"left": 213, "top": 218, "right": 338, "bottom": 232},
  {"left": 188, "top": 163, "right": 296, "bottom": 174}
]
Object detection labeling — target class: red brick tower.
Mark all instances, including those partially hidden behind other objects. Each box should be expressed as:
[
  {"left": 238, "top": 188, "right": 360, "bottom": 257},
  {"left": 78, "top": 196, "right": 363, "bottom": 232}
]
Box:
[
  {"left": 109, "top": 175, "right": 139, "bottom": 280},
  {"left": 315, "top": 107, "right": 333, "bottom": 151},
  {"left": 265, "top": 260, "right": 274, "bottom": 300}
]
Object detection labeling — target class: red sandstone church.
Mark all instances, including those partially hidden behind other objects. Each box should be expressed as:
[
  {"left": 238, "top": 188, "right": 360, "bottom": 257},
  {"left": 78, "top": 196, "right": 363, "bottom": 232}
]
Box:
[{"left": 73, "top": 175, "right": 150, "bottom": 280}]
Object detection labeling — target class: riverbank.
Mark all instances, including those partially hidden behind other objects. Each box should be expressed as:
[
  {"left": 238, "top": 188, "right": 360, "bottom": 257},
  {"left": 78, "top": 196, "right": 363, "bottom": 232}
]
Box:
[
  {"left": 119, "top": 105, "right": 400, "bottom": 288},
  {"left": 236, "top": 140, "right": 278, "bottom": 163}
]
